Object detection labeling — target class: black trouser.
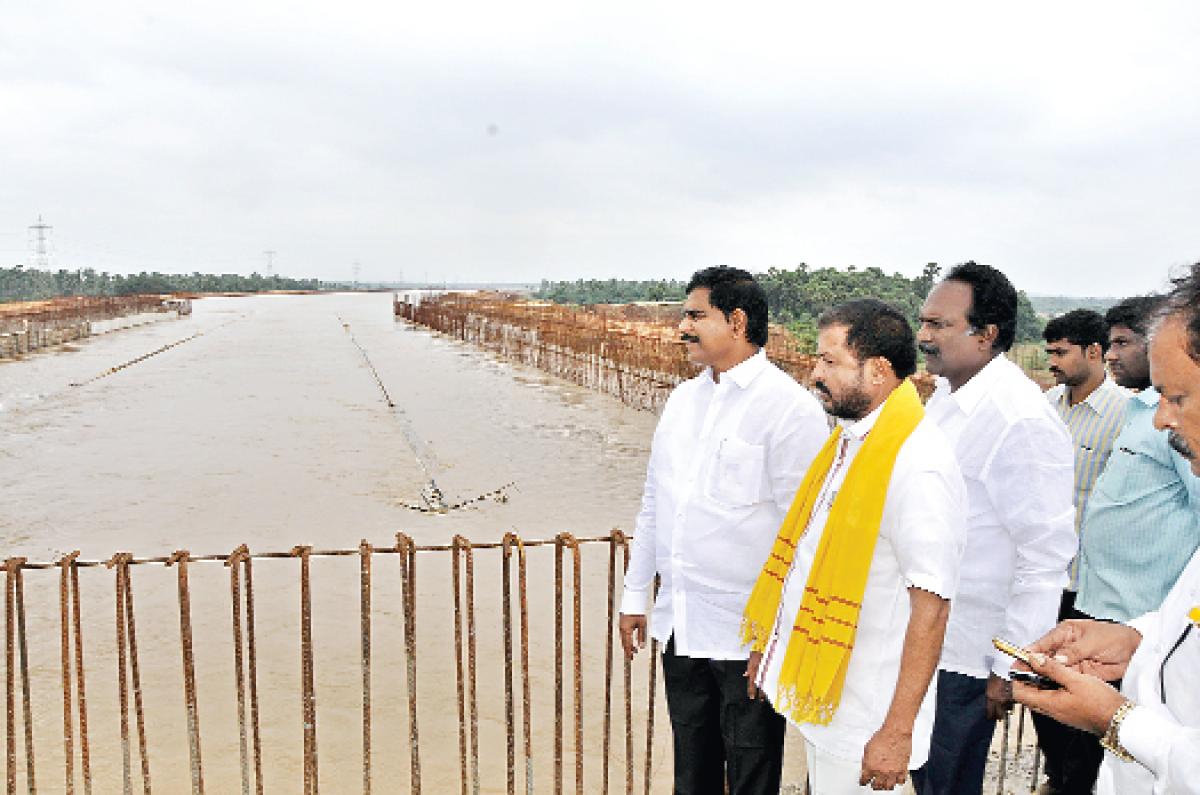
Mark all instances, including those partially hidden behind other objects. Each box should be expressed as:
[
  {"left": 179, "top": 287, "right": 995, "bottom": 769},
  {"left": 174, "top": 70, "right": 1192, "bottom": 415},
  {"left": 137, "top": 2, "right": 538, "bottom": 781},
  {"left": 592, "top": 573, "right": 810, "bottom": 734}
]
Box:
[
  {"left": 660, "top": 636, "right": 786, "bottom": 795},
  {"left": 911, "top": 670, "right": 995, "bottom": 795},
  {"left": 1030, "top": 592, "right": 1109, "bottom": 794}
]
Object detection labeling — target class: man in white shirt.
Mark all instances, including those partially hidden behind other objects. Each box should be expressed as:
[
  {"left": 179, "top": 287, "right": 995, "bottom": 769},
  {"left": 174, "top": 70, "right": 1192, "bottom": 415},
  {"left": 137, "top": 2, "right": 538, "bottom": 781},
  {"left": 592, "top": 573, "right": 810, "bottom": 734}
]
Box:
[
  {"left": 1014, "top": 262, "right": 1200, "bottom": 795},
  {"left": 619, "top": 266, "right": 828, "bottom": 795},
  {"left": 743, "top": 299, "right": 966, "bottom": 794},
  {"left": 912, "top": 262, "right": 1076, "bottom": 795}
]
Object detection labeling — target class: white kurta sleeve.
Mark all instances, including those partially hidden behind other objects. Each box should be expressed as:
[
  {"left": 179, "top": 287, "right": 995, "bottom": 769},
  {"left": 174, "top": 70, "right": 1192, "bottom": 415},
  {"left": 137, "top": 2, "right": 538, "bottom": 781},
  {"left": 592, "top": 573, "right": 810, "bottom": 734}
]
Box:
[
  {"left": 1118, "top": 707, "right": 1200, "bottom": 794},
  {"left": 621, "top": 427, "right": 661, "bottom": 616},
  {"left": 985, "top": 418, "right": 1077, "bottom": 678}
]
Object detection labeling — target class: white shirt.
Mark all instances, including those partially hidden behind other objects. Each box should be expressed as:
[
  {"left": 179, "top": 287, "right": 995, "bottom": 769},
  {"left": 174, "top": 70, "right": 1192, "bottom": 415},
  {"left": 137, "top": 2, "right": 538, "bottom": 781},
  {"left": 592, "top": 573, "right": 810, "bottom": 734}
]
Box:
[
  {"left": 1097, "top": 547, "right": 1200, "bottom": 795},
  {"left": 620, "top": 349, "right": 829, "bottom": 659},
  {"left": 755, "top": 404, "right": 967, "bottom": 767},
  {"left": 925, "top": 355, "right": 1076, "bottom": 679}
]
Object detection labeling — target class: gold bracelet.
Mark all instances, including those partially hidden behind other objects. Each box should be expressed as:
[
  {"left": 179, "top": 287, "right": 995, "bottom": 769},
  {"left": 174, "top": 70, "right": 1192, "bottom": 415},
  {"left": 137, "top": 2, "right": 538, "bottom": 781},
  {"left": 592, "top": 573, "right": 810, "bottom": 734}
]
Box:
[{"left": 1100, "top": 699, "right": 1136, "bottom": 762}]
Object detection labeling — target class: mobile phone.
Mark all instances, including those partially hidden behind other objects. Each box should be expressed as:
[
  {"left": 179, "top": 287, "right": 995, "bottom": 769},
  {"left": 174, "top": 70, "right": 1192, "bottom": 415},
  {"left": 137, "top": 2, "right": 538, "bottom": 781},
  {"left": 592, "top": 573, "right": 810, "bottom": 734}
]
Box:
[
  {"left": 993, "top": 637, "right": 1061, "bottom": 690},
  {"left": 1011, "top": 670, "right": 1061, "bottom": 690},
  {"left": 992, "top": 636, "right": 1035, "bottom": 665}
]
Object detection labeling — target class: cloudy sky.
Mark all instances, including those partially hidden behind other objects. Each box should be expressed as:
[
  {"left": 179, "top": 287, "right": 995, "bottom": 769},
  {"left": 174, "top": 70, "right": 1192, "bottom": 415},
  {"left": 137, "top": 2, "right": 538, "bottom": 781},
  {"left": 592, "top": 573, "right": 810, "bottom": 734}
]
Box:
[{"left": 2, "top": 1, "right": 1198, "bottom": 295}]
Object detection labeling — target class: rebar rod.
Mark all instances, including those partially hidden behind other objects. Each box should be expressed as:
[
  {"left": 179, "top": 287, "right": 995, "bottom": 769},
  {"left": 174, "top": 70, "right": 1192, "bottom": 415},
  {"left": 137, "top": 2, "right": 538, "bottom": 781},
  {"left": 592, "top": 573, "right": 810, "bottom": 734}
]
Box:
[{"left": 168, "top": 551, "right": 205, "bottom": 795}]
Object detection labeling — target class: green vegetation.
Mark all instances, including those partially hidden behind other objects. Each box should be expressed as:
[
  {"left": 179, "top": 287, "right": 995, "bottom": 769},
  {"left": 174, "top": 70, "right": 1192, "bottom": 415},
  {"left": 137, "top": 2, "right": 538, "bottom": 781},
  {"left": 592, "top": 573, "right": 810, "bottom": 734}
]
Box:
[
  {"left": 1028, "top": 295, "right": 1120, "bottom": 317},
  {"left": 0, "top": 266, "right": 321, "bottom": 302},
  {"left": 537, "top": 264, "right": 1044, "bottom": 352},
  {"left": 534, "top": 278, "right": 686, "bottom": 304}
]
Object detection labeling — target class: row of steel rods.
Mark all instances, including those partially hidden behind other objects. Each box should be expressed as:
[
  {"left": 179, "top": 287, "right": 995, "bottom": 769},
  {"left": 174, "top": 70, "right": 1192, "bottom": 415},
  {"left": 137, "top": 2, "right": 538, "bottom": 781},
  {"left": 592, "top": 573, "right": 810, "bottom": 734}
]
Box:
[
  {"left": 5, "top": 533, "right": 661, "bottom": 794},
  {"left": 58, "top": 551, "right": 91, "bottom": 795}
]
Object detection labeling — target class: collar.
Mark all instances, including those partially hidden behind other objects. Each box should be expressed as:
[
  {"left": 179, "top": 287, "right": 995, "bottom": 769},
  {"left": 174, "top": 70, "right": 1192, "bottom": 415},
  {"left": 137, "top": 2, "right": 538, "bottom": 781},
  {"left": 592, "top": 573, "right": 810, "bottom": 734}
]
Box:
[
  {"left": 1060, "top": 376, "right": 1122, "bottom": 413},
  {"left": 1132, "top": 386, "right": 1160, "bottom": 408},
  {"left": 706, "top": 348, "right": 768, "bottom": 389},
  {"left": 945, "top": 354, "right": 1011, "bottom": 416},
  {"left": 841, "top": 396, "right": 887, "bottom": 441}
]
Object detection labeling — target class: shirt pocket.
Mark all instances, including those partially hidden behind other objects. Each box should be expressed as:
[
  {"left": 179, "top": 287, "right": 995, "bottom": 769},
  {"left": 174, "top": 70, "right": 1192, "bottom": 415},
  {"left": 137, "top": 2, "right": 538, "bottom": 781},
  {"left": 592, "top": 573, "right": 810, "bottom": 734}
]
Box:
[{"left": 706, "top": 436, "right": 767, "bottom": 508}]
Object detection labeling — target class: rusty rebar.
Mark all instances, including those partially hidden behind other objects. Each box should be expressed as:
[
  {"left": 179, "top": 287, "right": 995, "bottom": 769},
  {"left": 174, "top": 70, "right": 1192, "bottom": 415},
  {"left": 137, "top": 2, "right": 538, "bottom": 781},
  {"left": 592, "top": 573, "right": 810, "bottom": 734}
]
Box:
[
  {"left": 396, "top": 533, "right": 421, "bottom": 795},
  {"left": 450, "top": 539, "right": 469, "bottom": 795},
  {"left": 226, "top": 547, "right": 252, "bottom": 795},
  {"left": 168, "top": 551, "right": 205, "bottom": 794},
  {"left": 4, "top": 534, "right": 622, "bottom": 570},
  {"left": 997, "top": 710, "right": 1010, "bottom": 794},
  {"left": 58, "top": 553, "right": 79, "bottom": 795},
  {"left": 566, "top": 535, "right": 583, "bottom": 795},
  {"left": 292, "top": 546, "right": 318, "bottom": 795},
  {"left": 108, "top": 553, "right": 150, "bottom": 795},
  {"left": 11, "top": 561, "right": 35, "bottom": 795},
  {"left": 242, "top": 552, "right": 263, "bottom": 795},
  {"left": 359, "top": 540, "right": 372, "bottom": 795},
  {"left": 602, "top": 532, "right": 619, "bottom": 795},
  {"left": 125, "top": 562, "right": 151, "bottom": 795},
  {"left": 614, "top": 534, "right": 634, "bottom": 795},
  {"left": 110, "top": 555, "right": 132, "bottom": 795},
  {"left": 5, "top": 558, "right": 20, "bottom": 795},
  {"left": 500, "top": 536, "right": 517, "bottom": 795},
  {"left": 450, "top": 536, "right": 479, "bottom": 795},
  {"left": 69, "top": 559, "right": 92, "bottom": 795},
  {"left": 554, "top": 538, "right": 564, "bottom": 795}
]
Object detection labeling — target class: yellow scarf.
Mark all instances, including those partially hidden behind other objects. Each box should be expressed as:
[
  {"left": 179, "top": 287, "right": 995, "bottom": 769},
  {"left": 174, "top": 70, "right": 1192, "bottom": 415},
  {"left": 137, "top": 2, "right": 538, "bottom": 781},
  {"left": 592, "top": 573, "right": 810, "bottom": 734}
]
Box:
[{"left": 741, "top": 379, "right": 924, "bottom": 725}]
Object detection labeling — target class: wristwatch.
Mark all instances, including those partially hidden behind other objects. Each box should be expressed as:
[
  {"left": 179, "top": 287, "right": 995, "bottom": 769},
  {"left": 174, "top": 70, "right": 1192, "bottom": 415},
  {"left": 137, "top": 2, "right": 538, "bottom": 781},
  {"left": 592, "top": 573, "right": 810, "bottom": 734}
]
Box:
[{"left": 1100, "top": 699, "right": 1136, "bottom": 762}]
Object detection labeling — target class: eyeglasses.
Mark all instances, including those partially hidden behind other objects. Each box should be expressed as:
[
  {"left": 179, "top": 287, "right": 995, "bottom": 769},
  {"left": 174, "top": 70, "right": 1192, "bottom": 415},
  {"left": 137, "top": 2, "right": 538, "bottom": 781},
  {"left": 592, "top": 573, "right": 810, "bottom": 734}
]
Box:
[{"left": 1159, "top": 623, "right": 1191, "bottom": 704}]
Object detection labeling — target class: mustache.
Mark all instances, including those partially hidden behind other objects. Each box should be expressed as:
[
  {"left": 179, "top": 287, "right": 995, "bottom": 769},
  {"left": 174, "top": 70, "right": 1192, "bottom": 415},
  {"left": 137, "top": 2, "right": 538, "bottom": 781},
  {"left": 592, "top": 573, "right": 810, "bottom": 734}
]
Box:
[
  {"left": 680, "top": 333, "right": 700, "bottom": 343},
  {"left": 918, "top": 342, "right": 939, "bottom": 356},
  {"left": 1169, "top": 431, "right": 1195, "bottom": 460}
]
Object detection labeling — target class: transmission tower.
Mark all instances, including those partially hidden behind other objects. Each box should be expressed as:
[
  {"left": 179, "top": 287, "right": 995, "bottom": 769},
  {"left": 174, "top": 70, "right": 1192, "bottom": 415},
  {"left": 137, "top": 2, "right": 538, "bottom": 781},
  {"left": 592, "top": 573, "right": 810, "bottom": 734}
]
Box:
[
  {"left": 352, "top": 260, "right": 362, "bottom": 285},
  {"left": 28, "top": 216, "right": 52, "bottom": 269},
  {"left": 264, "top": 250, "right": 276, "bottom": 278}
]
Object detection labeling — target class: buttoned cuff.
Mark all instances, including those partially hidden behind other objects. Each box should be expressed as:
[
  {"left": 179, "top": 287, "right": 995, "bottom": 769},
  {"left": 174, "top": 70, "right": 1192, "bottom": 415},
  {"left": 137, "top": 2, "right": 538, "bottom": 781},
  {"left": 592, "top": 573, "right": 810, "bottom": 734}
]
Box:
[
  {"left": 620, "top": 588, "right": 650, "bottom": 616},
  {"left": 1118, "top": 705, "right": 1174, "bottom": 777}
]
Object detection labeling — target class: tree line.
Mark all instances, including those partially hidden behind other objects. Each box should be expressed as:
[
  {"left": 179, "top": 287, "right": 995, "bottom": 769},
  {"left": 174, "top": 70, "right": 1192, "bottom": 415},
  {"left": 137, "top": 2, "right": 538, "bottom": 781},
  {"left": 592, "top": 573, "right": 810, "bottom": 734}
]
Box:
[
  {"left": 0, "top": 266, "right": 321, "bottom": 302},
  {"left": 535, "top": 264, "right": 1044, "bottom": 348}
]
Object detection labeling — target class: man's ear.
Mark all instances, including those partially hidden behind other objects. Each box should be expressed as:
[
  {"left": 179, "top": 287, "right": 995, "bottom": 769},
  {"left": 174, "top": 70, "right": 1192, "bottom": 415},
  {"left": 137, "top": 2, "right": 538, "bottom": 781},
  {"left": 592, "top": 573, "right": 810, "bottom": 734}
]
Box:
[
  {"left": 979, "top": 323, "right": 1000, "bottom": 350},
  {"left": 729, "top": 308, "right": 748, "bottom": 340},
  {"left": 1086, "top": 342, "right": 1105, "bottom": 362},
  {"left": 869, "top": 356, "right": 892, "bottom": 385}
]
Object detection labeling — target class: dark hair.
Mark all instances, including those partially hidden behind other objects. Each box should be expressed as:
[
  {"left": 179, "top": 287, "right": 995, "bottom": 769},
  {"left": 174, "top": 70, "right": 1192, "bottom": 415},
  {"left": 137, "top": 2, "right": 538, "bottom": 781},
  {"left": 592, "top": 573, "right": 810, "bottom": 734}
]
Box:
[
  {"left": 1105, "top": 295, "right": 1164, "bottom": 338},
  {"left": 1042, "top": 309, "right": 1109, "bottom": 352},
  {"left": 944, "top": 261, "right": 1018, "bottom": 352},
  {"left": 1162, "top": 262, "right": 1200, "bottom": 364},
  {"left": 817, "top": 298, "right": 917, "bottom": 379},
  {"left": 686, "top": 266, "right": 769, "bottom": 347}
]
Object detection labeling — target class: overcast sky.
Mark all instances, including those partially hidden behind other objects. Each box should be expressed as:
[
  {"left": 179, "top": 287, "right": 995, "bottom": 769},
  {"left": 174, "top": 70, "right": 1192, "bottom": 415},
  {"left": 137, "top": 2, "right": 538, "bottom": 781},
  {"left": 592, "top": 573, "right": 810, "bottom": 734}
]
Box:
[{"left": 2, "top": 1, "right": 1198, "bottom": 295}]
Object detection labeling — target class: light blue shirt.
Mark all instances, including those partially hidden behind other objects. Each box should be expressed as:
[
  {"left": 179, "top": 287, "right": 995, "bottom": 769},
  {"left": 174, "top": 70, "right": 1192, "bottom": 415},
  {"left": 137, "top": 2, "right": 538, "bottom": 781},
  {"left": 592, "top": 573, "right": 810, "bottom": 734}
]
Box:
[
  {"left": 1046, "top": 377, "right": 1130, "bottom": 587},
  {"left": 1075, "top": 388, "right": 1200, "bottom": 622}
]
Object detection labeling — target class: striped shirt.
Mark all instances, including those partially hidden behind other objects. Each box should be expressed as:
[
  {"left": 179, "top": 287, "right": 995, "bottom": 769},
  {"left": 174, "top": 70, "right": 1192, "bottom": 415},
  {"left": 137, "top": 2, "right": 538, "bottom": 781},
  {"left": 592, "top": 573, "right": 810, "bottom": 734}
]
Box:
[
  {"left": 1075, "top": 388, "right": 1200, "bottom": 622},
  {"left": 1046, "top": 377, "right": 1129, "bottom": 587}
]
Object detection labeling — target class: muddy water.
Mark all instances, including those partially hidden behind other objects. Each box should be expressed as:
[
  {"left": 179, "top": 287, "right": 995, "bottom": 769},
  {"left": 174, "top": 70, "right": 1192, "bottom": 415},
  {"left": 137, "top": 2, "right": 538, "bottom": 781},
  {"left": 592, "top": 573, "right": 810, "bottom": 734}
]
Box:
[{"left": 0, "top": 293, "right": 811, "bottom": 793}]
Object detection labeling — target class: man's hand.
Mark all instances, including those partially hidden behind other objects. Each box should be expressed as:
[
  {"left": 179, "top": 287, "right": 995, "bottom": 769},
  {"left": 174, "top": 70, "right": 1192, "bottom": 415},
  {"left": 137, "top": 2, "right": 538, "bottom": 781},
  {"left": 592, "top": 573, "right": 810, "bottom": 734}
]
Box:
[
  {"left": 985, "top": 673, "right": 1013, "bottom": 721},
  {"left": 744, "top": 651, "right": 765, "bottom": 700},
  {"left": 1018, "top": 619, "right": 1141, "bottom": 682},
  {"left": 619, "top": 613, "right": 647, "bottom": 660},
  {"left": 1012, "top": 651, "right": 1127, "bottom": 735},
  {"left": 859, "top": 726, "right": 912, "bottom": 791}
]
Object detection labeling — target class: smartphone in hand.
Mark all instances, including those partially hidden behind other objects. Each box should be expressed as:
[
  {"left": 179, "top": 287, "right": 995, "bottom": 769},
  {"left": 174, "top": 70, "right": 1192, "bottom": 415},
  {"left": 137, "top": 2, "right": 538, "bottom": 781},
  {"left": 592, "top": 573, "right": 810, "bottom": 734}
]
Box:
[{"left": 992, "top": 637, "right": 1061, "bottom": 690}]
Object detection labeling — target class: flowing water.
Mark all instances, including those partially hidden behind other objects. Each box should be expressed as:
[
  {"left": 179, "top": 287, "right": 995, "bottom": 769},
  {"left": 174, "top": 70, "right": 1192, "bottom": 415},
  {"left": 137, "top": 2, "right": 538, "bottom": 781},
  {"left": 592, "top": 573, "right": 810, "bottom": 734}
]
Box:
[{"left": 0, "top": 292, "right": 813, "bottom": 793}]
